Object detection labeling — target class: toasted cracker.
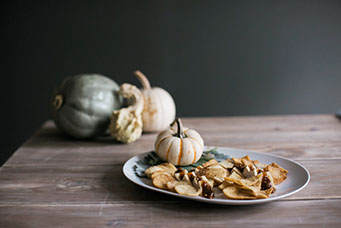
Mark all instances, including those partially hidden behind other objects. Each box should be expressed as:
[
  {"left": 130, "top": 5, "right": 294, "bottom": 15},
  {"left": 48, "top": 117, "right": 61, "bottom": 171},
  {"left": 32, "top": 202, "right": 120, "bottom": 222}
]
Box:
[
  {"left": 200, "top": 165, "right": 227, "bottom": 180},
  {"left": 145, "top": 162, "right": 177, "bottom": 179},
  {"left": 223, "top": 186, "right": 257, "bottom": 200},
  {"left": 228, "top": 172, "right": 244, "bottom": 180},
  {"left": 254, "top": 192, "right": 268, "bottom": 199},
  {"left": 264, "top": 163, "right": 288, "bottom": 185},
  {"left": 232, "top": 157, "right": 243, "bottom": 168},
  {"left": 202, "top": 159, "right": 219, "bottom": 168},
  {"left": 213, "top": 176, "right": 224, "bottom": 185},
  {"left": 151, "top": 171, "right": 168, "bottom": 179},
  {"left": 158, "top": 163, "right": 177, "bottom": 175},
  {"left": 218, "top": 181, "right": 233, "bottom": 190},
  {"left": 236, "top": 175, "right": 262, "bottom": 196},
  {"left": 253, "top": 160, "right": 267, "bottom": 169},
  {"left": 241, "top": 155, "right": 254, "bottom": 167},
  {"left": 225, "top": 173, "right": 263, "bottom": 188},
  {"left": 152, "top": 173, "right": 175, "bottom": 190},
  {"left": 175, "top": 181, "right": 201, "bottom": 196},
  {"left": 245, "top": 173, "right": 263, "bottom": 187},
  {"left": 219, "top": 159, "right": 234, "bottom": 169},
  {"left": 226, "top": 174, "right": 271, "bottom": 199},
  {"left": 166, "top": 180, "right": 178, "bottom": 192},
  {"left": 260, "top": 186, "right": 275, "bottom": 197},
  {"left": 230, "top": 167, "right": 244, "bottom": 178},
  {"left": 145, "top": 166, "right": 164, "bottom": 179}
]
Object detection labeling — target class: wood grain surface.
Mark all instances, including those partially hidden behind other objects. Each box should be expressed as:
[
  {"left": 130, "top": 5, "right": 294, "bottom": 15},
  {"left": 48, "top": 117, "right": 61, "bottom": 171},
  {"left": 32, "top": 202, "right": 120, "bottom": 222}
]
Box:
[
  {"left": 0, "top": 115, "right": 340, "bottom": 227},
  {"left": 1, "top": 200, "right": 340, "bottom": 228}
]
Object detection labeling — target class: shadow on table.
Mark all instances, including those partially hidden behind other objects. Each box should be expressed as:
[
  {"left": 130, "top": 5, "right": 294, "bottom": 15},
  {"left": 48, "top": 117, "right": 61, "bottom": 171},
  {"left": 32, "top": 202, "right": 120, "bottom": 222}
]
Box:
[
  {"left": 23, "top": 123, "right": 155, "bottom": 149},
  {"left": 100, "top": 163, "right": 176, "bottom": 203},
  {"left": 99, "top": 160, "right": 280, "bottom": 214}
]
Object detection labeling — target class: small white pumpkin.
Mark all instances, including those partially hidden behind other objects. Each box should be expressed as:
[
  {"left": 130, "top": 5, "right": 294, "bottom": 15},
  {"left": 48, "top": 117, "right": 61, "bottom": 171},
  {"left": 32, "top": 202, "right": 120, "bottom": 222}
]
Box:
[
  {"left": 155, "top": 118, "right": 204, "bottom": 166},
  {"left": 134, "top": 70, "right": 176, "bottom": 132}
]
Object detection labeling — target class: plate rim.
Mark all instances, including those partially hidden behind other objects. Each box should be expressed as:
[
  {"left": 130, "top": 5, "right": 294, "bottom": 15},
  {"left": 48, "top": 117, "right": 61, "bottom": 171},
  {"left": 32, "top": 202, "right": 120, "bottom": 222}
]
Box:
[{"left": 123, "top": 146, "right": 310, "bottom": 205}]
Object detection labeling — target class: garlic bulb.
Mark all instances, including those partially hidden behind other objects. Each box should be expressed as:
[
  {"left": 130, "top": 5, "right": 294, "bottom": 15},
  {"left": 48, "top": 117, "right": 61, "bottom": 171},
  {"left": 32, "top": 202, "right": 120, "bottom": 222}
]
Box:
[
  {"left": 135, "top": 70, "right": 176, "bottom": 132},
  {"left": 109, "top": 83, "right": 144, "bottom": 143}
]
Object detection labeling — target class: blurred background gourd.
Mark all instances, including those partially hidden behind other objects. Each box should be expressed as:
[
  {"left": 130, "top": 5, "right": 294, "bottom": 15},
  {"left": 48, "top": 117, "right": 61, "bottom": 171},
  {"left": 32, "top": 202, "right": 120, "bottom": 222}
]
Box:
[
  {"left": 135, "top": 70, "right": 176, "bottom": 132},
  {"left": 109, "top": 83, "right": 144, "bottom": 143},
  {"left": 50, "top": 74, "right": 122, "bottom": 138}
]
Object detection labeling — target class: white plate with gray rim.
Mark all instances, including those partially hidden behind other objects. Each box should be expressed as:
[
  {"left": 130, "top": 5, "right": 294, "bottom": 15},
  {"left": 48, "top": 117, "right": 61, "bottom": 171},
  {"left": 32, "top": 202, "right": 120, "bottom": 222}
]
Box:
[{"left": 123, "top": 146, "right": 310, "bottom": 205}]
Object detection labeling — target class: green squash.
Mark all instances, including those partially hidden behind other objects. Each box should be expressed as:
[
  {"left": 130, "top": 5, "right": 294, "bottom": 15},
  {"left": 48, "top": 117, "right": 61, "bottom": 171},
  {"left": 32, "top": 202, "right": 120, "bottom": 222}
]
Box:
[{"left": 50, "top": 74, "right": 122, "bottom": 138}]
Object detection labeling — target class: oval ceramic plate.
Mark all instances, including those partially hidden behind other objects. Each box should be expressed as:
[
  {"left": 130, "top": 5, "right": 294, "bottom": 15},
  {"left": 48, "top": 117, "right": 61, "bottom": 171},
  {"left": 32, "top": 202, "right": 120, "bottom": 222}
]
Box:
[{"left": 123, "top": 146, "right": 310, "bottom": 205}]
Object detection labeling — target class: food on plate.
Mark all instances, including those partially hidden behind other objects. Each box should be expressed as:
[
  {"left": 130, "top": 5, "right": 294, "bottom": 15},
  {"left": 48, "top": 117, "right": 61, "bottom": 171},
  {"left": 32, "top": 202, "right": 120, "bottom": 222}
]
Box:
[
  {"left": 152, "top": 173, "right": 175, "bottom": 190},
  {"left": 174, "top": 181, "right": 202, "bottom": 197},
  {"left": 264, "top": 163, "right": 288, "bottom": 185},
  {"left": 145, "top": 162, "right": 177, "bottom": 178},
  {"left": 50, "top": 74, "right": 122, "bottom": 138},
  {"left": 197, "top": 164, "right": 227, "bottom": 183},
  {"left": 135, "top": 70, "right": 176, "bottom": 132},
  {"left": 145, "top": 155, "right": 288, "bottom": 200},
  {"left": 109, "top": 83, "right": 144, "bottom": 143},
  {"left": 154, "top": 118, "right": 204, "bottom": 166}
]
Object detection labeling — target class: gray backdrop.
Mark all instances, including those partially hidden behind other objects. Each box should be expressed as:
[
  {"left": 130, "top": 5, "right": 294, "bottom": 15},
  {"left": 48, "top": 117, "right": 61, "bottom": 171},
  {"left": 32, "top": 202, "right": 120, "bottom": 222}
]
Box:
[{"left": 1, "top": 0, "right": 341, "bottom": 165}]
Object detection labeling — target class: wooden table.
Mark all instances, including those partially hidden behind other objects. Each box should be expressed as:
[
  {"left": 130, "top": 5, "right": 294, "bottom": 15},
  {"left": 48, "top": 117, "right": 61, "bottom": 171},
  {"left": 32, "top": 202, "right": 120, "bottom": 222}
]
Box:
[{"left": 0, "top": 115, "right": 340, "bottom": 227}]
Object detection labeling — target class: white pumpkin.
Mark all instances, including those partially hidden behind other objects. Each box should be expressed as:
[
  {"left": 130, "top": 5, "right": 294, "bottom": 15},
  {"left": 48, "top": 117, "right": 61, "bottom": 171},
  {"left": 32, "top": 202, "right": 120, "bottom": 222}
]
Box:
[
  {"left": 154, "top": 118, "right": 204, "bottom": 166},
  {"left": 134, "top": 70, "right": 176, "bottom": 132}
]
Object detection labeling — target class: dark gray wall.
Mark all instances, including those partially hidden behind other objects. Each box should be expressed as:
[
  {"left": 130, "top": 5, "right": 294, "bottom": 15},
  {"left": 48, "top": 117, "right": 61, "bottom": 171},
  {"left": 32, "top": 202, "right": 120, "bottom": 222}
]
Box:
[{"left": 1, "top": 0, "right": 341, "bottom": 165}]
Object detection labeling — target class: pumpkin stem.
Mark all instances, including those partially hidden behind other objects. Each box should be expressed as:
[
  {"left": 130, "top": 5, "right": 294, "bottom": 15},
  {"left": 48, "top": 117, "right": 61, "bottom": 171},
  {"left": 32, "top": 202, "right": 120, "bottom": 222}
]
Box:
[
  {"left": 53, "top": 94, "right": 63, "bottom": 111},
  {"left": 172, "top": 118, "right": 185, "bottom": 138},
  {"left": 134, "top": 70, "right": 151, "bottom": 90}
]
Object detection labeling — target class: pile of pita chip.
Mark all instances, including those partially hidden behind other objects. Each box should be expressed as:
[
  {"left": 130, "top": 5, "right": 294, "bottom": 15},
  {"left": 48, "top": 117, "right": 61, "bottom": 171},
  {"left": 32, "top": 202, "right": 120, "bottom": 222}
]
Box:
[
  {"left": 144, "top": 155, "right": 288, "bottom": 200},
  {"left": 145, "top": 161, "right": 216, "bottom": 199},
  {"left": 219, "top": 156, "right": 288, "bottom": 200}
]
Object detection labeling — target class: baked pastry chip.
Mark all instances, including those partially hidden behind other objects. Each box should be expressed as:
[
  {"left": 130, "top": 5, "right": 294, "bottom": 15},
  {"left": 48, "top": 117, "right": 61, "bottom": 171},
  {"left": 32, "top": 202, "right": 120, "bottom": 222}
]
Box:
[
  {"left": 232, "top": 157, "right": 243, "bottom": 168},
  {"left": 231, "top": 167, "right": 244, "bottom": 177},
  {"left": 218, "top": 181, "right": 233, "bottom": 190},
  {"left": 200, "top": 165, "right": 227, "bottom": 180},
  {"left": 152, "top": 173, "right": 175, "bottom": 190},
  {"left": 253, "top": 160, "right": 267, "bottom": 169},
  {"left": 145, "top": 162, "right": 177, "bottom": 178},
  {"left": 241, "top": 155, "right": 254, "bottom": 167},
  {"left": 244, "top": 174, "right": 263, "bottom": 187},
  {"left": 145, "top": 166, "right": 164, "bottom": 178},
  {"left": 223, "top": 173, "right": 268, "bottom": 200},
  {"left": 219, "top": 159, "right": 234, "bottom": 169},
  {"left": 158, "top": 163, "right": 177, "bottom": 176},
  {"left": 145, "top": 155, "right": 288, "bottom": 200},
  {"left": 260, "top": 187, "right": 275, "bottom": 197},
  {"left": 225, "top": 173, "right": 263, "bottom": 190},
  {"left": 223, "top": 186, "right": 257, "bottom": 200},
  {"left": 228, "top": 172, "right": 244, "bottom": 181},
  {"left": 166, "top": 180, "right": 178, "bottom": 192},
  {"left": 202, "top": 159, "right": 219, "bottom": 167},
  {"left": 264, "top": 163, "right": 288, "bottom": 185},
  {"left": 175, "top": 181, "right": 201, "bottom": 196},
  {"left": 236, "top": 178, "right": 262, "bottom": 197},
  {"left": 213, "top": 176, "right": 224, "bottom": 185},
  {"left": 151, "top": 171, "right": 167, "bottom": 179}
]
